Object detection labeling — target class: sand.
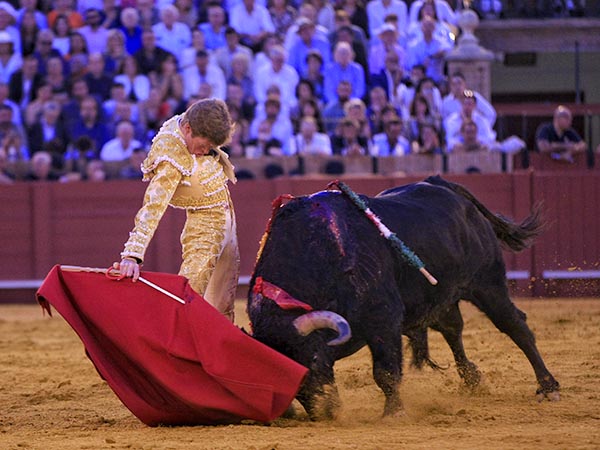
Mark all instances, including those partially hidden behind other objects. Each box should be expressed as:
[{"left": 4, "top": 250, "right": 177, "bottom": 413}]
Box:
[{"left": 1, "top": 299, "right": 599, "bottom": 450}]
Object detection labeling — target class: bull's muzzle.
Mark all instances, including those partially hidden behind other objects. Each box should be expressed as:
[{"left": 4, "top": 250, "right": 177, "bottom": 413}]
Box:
[{"left": 293, "top": 311, "right": 351, "bottom": 346}]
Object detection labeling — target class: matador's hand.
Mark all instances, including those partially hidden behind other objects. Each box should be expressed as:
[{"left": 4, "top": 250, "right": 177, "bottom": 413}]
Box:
[{"left": 114, "top": 258, "right": 140, "bottom": 281}]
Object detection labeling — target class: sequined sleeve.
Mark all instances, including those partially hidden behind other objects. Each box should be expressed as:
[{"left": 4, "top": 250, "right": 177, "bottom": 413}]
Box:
[{"left": 121, "top": 162, "right": 182, "bottom": 263}]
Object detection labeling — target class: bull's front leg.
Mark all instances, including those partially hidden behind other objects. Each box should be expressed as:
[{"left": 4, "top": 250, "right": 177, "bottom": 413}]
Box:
[
  {"left": 367, "top": 331, "right": 403, "bottom": 416},
  {"left": 296, "top": 358, "right": 341, "bottom": 420}
]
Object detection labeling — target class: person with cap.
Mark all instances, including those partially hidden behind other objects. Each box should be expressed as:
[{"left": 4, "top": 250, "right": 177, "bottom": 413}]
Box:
[
  {"left": 366, "top": 0, "right": 408, "bottom": 41},
  {"left": 287, "top": 17, "right": 330, "bottom": 78},
  {"left": 368, "top": 22, "right": 406, "bottom": 76},
  {"left": 117, "top": 99, "right": 240, "bottom": 321},
  {"left": 536, "top": 105, "right": 587, "bottom": 163}
]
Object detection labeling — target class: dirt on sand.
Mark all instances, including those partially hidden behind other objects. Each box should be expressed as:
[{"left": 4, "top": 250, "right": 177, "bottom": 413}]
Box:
[{"left": 1, "top": 299, "right": 599, "bottom": 450}]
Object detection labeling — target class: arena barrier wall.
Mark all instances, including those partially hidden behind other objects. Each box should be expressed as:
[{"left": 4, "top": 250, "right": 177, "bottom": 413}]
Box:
[{"left": 1, "top": 171, "right": 598, "bottom": 302}]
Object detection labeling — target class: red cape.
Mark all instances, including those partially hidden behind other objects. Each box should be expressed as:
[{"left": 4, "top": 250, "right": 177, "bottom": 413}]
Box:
[{"left": 36, "top": 265, "right": 307, "bottom": 426}]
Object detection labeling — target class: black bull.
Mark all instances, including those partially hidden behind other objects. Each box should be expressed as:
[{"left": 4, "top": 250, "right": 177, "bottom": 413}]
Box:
[{"left": 247, "top": 176, "right": 559, "bottom": 419}]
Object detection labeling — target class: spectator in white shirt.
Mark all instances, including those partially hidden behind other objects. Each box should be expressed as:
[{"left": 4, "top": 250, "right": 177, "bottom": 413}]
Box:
[
  {"left": 183, "top": 49, "right": 226, "bottom": 100},
  {"left": 366, "top": 0, "right": 408, "bottom": 43},
  {"left": 253, "top": 44, "right": 299, "bottom": 110},
  {"left": 441, "top": 71, "right": 496, "bottom": 125},
  {"left": 288, "top": 116, "right": 332, "bottom": 155},
  {"left": 78, "top": 8, "right": 109, "bottom": 54},
  {"left": 230, "top": 0, "right": 275, "bottom": 52},
  {"left": 152, "top": 4, "right": 192, "bottom": 57},
  {"left": 444, "top": 89, "right": 496, "bottom": 152},
  {"left": 100, "top": 120, "right": 142, "bottom": 162}
]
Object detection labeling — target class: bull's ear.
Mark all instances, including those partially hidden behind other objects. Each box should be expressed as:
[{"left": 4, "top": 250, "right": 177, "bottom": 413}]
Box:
[{"left": 293, "top": 311, "right": 351, "bottom": 346}]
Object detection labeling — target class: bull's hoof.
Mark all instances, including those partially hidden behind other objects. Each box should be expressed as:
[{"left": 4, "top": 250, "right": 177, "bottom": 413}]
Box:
[
  {"left": 536, "top": 389, "right": 560, "bottom": 402},
  {"left": 458, "top": 362, "right": 482, "bottom": 388},
  {"left": 308, "top": 385, "right": 341, "bottom": 420},
  {"left": 383, "top": 395, "right": 403, "bottom": 417}
]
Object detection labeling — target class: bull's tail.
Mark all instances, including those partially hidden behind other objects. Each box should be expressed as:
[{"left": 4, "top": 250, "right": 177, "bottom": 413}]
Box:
[{"left": 425, "top": 175, "right": 544, "bottom": 252}]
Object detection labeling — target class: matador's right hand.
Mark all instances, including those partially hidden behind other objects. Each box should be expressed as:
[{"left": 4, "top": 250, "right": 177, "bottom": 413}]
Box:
[{"left": 114, "top": 258, "right": 140, "bottom": 282}]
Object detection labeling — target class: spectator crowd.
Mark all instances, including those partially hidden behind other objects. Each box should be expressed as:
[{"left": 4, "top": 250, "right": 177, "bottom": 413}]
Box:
[{"left": 0, "top": 0, "right": 591, "bottom": 183}]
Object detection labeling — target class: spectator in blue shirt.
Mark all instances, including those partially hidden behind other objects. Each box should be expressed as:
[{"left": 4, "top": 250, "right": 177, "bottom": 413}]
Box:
[
  {"left": 323, "top": 41, "right": 365, "bottom": 104},
  {"left": 199, "top": 2, "right": 228, "bottom": 52},
  {"left": 287, "top": 17, "right": 330, "bottom": 78}
]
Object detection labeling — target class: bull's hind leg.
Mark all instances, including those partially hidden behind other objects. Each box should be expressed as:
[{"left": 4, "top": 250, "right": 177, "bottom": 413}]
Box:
[
  {"left": 431, "top": 302, "right": 482, "bottom": 387},
  {"left": 366, "top": 327, "right": 404, "bottom": 416},
  {"left": 471, "top": 284, "right": 559, "bottom": 400}
]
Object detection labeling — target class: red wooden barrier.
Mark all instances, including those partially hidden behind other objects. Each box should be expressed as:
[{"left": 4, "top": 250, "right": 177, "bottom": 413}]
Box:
[{"left": 1, "top": 172, "right": 598, "bottom": 300}]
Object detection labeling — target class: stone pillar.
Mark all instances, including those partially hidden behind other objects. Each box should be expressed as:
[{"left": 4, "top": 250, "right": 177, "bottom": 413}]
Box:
[{"left": 445, "top": 9, "right": 495, "bottom": 101}]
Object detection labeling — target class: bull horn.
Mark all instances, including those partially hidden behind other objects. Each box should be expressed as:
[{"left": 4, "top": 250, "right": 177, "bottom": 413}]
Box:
[{"left": 293, "top": 311, "right": 351, "bottom": 346}]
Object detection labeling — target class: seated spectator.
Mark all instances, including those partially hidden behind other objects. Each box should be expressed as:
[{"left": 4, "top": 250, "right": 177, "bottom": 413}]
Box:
[
  {"left": 249, "top": 94, "right": 293, "bottom": 153},
  {"left": 183, "top": 49, "right": 226, "bottom": 101},
  {"left": 340, "top": 0, "right": 369, "bottom": 40},
  {"left": 244, "top": 120, "right": 284, "bottom": 158},
  {"left": 444, "top": 90, "right": 496, "bottom": 152},
  {"left": 24, "top": 151, "right": 60, "bottom": 181},
  {"left": 134, "top": 28, "right": 174, "bottom": 80},
  {"left": 366, "top": 0, "right": 408, "bottom": 42},
  {"left": 100, "top": 120, "right": 142, "bottom": 162},
  {"left": 368, "top": 23, "right": 406, "bottom": 77},
  {"left": 0, "top": 30, "right": 21, "bottom": 85},
  {"left": 60, "top": 77, "right": 93, "bottom": 131},
  {"left": 451, "top": 119, "right": 489, "bottom": 153},
  {"left": 269, "top": 0, "right": 297, "bottom": 37},
  {"left": 199, "top": 2, "right": 227, "bottom": 52},
  {"left": 66, "top": 32, "right": 89, "bottom": 80},
  {"left": 84, "top": 53, "right": 113, "bottom": 101},
  {"left": 328, "top": 9, "right": 368, "bottom": 53},
  {"left": 119, "top": 7, "right": 143, "bottom": 56},
  {"left": 137, "top": 0, "right": 160, "bottom": 29},
  {"left": 0, "top": 117, "right": 28, "bottom": 163},
  {"left": 224, "top": 103, "right": 249, "bottom": 157},
  {"left": 119, "top": 147, "right": 147, "bottom": 180},
  {"left": 17, "top": 0, "right": 48, "bottom": 30},
  {"left": 371, "top": 51, "right": 410, "bottom": 107},
  {"left": 50, "top": 14, "right": 72, "bottom": 57},
  {"left": 405, "top": 15, "right": 451, "bottom": 84},
  {"left": 411, "top": 120, "right": 443, "bottom": 154},
  {"left": 67, "top": 96, "right": 111, "bottom": 158},
  {"left": 104, "top": 29, "right": 128, "bottom": 77},
  {"left": 344, "top": 97, "right": 372, "bottom": 140},
  {"left": 253, "top": 44, "right": 299, "bottom": 111},
  {"left": 313, "top": 0, "right": 335, "bottom": 32},
  {"left": 372, "top": 114, "right": 410, "bottom": 156},
  {"left": 152, "top": 4, "right": 192, "bottom": 57},
  {"left": 406, "top": 93, "right": 439, "bottom": 142},
  {"left": 441, "top": 72, "right": 496, "bottom": 125},
  {"left": 0, "top": 146, "right": 14, "bottom": 183},
  {"left": 24, "top": 82, "right": 54, "bottom": 128},
  {"left": 226, "top": 82, "right": 255, "bottom": 123},
  {"left": 230, "top": 0, "right": 276, "bottom": 52},
  {"left": 79, "top": 8, "right": 110, "bottom": 54},
  {"left": 84, "top": 158, "right": 106, "bottom": 182},
  {"left": 114, "top": 55, "right": 151, "bottom": 103},
  {"left": 366, "top": 86, "right": 394, "bottom": 135},
  {"left": 47, "top": 0, "right": 84, "bottom": 30},
  {"left": 213, "top": 27, "right": 254, "bottom": 79},
  {"left": 19, "top": 10, "right": 39, "bottom": 59},
  {"left": 151, "top": 53, "right": 185, "bottom": 113},
  {"left": 408, "top": 0, "right": 456, "bottom": 27},
  {"left": 304, "top": 50, "right": 325, "bottom": 102},
  {"left": 407, "top": 0, "right": 455, "bottom": 49},
  {"left": 180, "top": 28, "right": 208, "bottom": 74},
  {"left": 100, "top": 0, "right": 121, "bottom": 29},
  {"left": 27, "top": 100, "right": 68, "bottom": 156},
  {"left": 0, "top": 2, "right": 22, "bottom": 57},
  {"left": 331, "top": 116, "right": 370, "bottom": 155},
  {"left": 253, "top": 33, "right": 279, "bottom": 74},
  {"left": 8, "top": 54, "right": 43, "bottom": 110},
  {"left": 322, "top": 80, "right": 353, "bottom": 135},
  {"left": 283, "top": 2, "right": 327, "bottom": 52},
  {"left": 288, "top": 115, "right": 332, "bottom": 155},
  {"left": 288, "top": 17, "right": 331, "bottom": 78},
  {"left": 33, "top": 29, "right": 64, "bottom": 78},
  {"left": 139, "top": 87, "right": 172, "bottom": 140},
  {"left": 536, "top": 105, "right": 587, "bottom": 163},
  {"left": 45, "top": 56, "right": 69, "bottom": 103},
  {"left": 323, "top": 41, "right": 365, "bottom": 104},
  {"left": 334, "top": 24, "right": 368, "bottom": 82},
  {"left": 413, "top": 77, "right": 442, "bottom": 123}
]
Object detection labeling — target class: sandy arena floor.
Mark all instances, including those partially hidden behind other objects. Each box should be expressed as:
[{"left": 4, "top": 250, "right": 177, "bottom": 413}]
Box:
[{"left": 1, "top": 298, "right": 599, "bottom": 450}]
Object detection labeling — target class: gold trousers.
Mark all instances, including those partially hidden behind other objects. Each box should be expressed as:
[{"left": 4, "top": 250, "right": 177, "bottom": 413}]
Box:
[{"left": 179, "top": 205, "right": 240, "bottom": 322}]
